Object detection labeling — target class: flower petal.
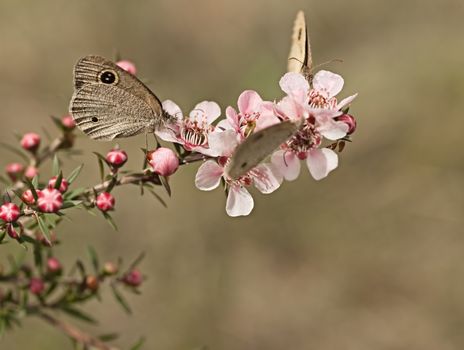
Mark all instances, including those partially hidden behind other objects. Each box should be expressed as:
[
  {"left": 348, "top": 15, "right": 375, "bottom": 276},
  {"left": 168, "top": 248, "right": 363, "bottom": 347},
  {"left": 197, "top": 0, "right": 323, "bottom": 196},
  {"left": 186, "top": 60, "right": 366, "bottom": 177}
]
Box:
[
  {"left": 313, "top": 70, "right": 344, "bottom": 99},
  {"left": 237, "top": 90, "right": 263, "bottom": 115},
  {"left": 208, "top": 130, "right": 239, "bottom": 157},
  {"left": 306, "top": 148, "right": 338, "bottom": 180},
  {"left": 271, "top": 150, "right": 301, "bottom": 181},
  {"left": 190, "top": 101, "right": 221, "bottom": 124},
  {"left": 252, "top": 164, "right": 283, "bottom": 194},
  {"left": 279, "top": 72, "right": 309, "bottom": 102},
  {"left": 155, "top": 126, "right": 180, "bottom": 143},
  {"left": 195, "top": 160, "right": 223, "bottom": 191},
  {"left": 337, "top": 93, "right": 358, "bottom": 111},
  {"left": 255, "top": 102, "right": 281, "bottom": 131},
  {"left": 226, "top": 185, "right": 254, "bottom": 217},
  {"left": 162, "top": 100, "right": 183, "bottom": 120}
]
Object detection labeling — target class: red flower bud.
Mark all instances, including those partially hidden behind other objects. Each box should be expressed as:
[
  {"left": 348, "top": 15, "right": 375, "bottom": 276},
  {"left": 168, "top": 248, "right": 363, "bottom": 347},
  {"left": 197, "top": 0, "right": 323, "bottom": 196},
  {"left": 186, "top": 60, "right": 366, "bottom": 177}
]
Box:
[
  {"left": 20, "top": 132, "right": 41, "bottom": 152},
  {"left": 46, "top": 257, "right": 62, "bottom": 273},
  {"left": 148, "top": 148, "right": 179, "bottom": 176},
  {"left": 24, "top": 166, "right": 39, "bottom": 180},
  {"left": 96, "top": 192, "right": 115, "bottom": 212},
  {"left": 22, "top": 189, "right": 40, "bottom": 205},
  {"left": 6, "top": 223, "right": 23, "bottom": 239},
  {"left": 48, "top": 176, "right": 69, "bottom": 193},
  {"left": 6, "top": 163, "right": 24, "bottom": 181},
  {"left": 37, "top": 188, "right": 63, "bottom": 213},
  {"left": 29, "top": 277, "right": 45, "bottom": 295},
  {"left": 106, "top": 149, "right": 128, "bottom": 168},
  {"left": 61, "top": 114, "right": 76, "bottom": 130},
  {"left": 0, "top": 203, "right": 20, "bottom": 222},
  {"left": 123, "top": 269, "right": 143, "bottom": 287},
  {"left": 336, "top": 114, "right": 357, "bottom": 135},
  {"left": 85, "top": 275, "right": 99, "bottom": 291},
  {"left": 116, "top": 60, "right": 137, "bottom": 75}
]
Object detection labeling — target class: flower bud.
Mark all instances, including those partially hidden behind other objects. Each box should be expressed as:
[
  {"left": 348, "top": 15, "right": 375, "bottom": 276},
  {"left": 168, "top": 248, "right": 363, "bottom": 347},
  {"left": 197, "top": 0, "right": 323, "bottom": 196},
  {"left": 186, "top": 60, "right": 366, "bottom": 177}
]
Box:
[
  {"left": 148, "top": 148, "right": 179, "bottom": 176},
  {"left": 0, "top": 203, "right": 20, "bottom": 223},
  {"left": 61, "top": 115, "right": 76, "bottom": 130},
  {"left": 46, "top": 257, "right": 62, "bottom": 273},
  {"left": 29, "top": 277, "right": 45, "bottom": 295},
  {"left": 123, "top": 269, "right": 143, "bottom": 287},
  {"left": 6, "top": 223, "right": 23, "bottom": 239},
  {"left": 116, "top": 60, "right": 137, "bottom": 75},
  {"left": 22, "top": 189, "right": 39, "bottom": 205},
  {"left": 20, "top": 132, "right": 41, "bottom": 152},
  {"left": 25, "top": 166, "right": 39, "bottom": 180},
  {"left": 96, "top": 192, "right": 115, "bottom": 212},
  {"left": 37, "top": 188, "right": 63, "bottom": 213},
  {"left": 6, "top": 163, "right": 24, "bottom": 181},
  {"left": 103, "top": 262, "right": 118, "bottom": 275},
  {"left": 106, "top": 149, "right": 128, "bottom": 168},
  {"left": 85, "top": 275, "right": 99, "bottom": 291},
  {"left": 48, "top": 176, "right": 69, "bottom": 193},
  {"left": 336, "top": 114, "right": 357, "bottom": 135}
]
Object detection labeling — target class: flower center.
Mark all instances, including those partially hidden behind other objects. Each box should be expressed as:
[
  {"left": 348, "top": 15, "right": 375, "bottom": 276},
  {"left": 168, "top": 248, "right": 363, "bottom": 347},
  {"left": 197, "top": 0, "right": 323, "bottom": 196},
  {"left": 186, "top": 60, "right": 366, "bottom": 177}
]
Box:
[
  {"left": 308, "top": 89, "right": 337, "bottom": 109},
  {"left": 180, "top": 120, "right": 213, "bottom": 150},
  {"left": 283, "top": 117, "right": 321, "bottom": 157}
]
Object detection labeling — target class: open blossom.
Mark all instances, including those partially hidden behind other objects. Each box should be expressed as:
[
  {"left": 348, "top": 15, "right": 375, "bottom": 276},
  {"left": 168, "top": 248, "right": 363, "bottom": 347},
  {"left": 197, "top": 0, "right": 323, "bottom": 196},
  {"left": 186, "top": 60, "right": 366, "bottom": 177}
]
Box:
[
  {"left": 195, "top": 129, "right": 282, "bottom": 217},
  {"left": 37, "top": 188, "right": 63, "bottom": 213},
  {"left": 217, "top": 90, "right": 279, "bottom": 140},
  {"left": 156, "top": 100, "right": 222, "bottom": 156}
]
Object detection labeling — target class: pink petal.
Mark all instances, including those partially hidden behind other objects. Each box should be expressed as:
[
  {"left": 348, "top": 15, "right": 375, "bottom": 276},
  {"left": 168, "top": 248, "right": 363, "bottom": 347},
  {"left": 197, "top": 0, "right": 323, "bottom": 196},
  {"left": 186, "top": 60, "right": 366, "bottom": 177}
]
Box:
[
  {"left": 279, "top": 72, "right": 309, "bottom": 103},
  {"left": 337, "top": 93, "right": 358, "bottom": 110},
  {"left": 314, "top": 109, "right": 347, "bottom": 140},
  {"left": 225, "top": 106, "right": 240, "bottom": 131},
  {"left": 155, "top": 126, "right": 180, "bottom": 143},
  {"left": 271, "top": 150, "right": 301, "bottom": 181},
  {"left": 313, "top": 70, "right": 344, "bottom": 99},
  {"left": 226, "top": 185, "right": 254, "bottom": 217},
  {"left": 306, "top": 148, "right": 338, "bottom": 180},
  {"left": 276, "top": 96, "right": 307, "bottom": 122},
  {"left": 162, "top": 100, "right": 183, "bottom": 120},
  {"left": 208, "top": 130, "right": 239, "bottom": 157},
  {"left": 190, "top": 101, "right": 221, "bottom": 124},
  {"left": 195, "top": 160, "right": 224, "bottom": 191},
  {"left": 252, "top": 164, "right": 283, "bottom": 194},
  {"left": 237, "top": 90, "right": 263, "bottom": 115},
  {"left": 255, "top": 102, "right": 281, "bottom": 131}
]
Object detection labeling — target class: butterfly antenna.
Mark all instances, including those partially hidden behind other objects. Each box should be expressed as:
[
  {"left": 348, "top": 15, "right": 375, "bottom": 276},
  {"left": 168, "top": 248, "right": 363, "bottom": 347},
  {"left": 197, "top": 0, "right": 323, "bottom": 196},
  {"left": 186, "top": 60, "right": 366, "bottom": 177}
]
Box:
[{"left": 311, "top": 59, "right": 344, "bottom": 72}]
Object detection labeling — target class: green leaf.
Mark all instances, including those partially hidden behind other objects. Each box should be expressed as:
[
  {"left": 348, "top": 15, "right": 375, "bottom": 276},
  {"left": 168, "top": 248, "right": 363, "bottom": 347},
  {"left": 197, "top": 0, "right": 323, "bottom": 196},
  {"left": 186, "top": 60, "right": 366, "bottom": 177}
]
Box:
[
  {"left": 23, "top": 177, "right": 39, "bottom": 201},
  {"left": 36, "top": 215, "right": 51, "bottom": 245},
  {"left": 97, "top": 157, "right": 105, "bottom": 183},
  {"left": 160, "top": 176, "right": 171, "bottom": 197},
  {"left": 50, "top": 115, "right": 65, "bottom": 132},
  {"left": 0, "top": 230, "right": 6, "bottom": 244},
  {"left": 52, "top": 154, "right": 60, "bottom": 176},
  {"left": 148, "top": 189, "right": 167, "bottom": 208},
  {"left": 111, "top": 283, "right": 132, "bottom": 314},
  {"left": 87, "top": 246, "right": 99, "bottom": 275},
  {"left": 102, "top": 212, "right": 118, "bottom": 231},
  {"left": 130, "top": 337, "right": 146, "bottom": 350},
  {"left": 67, "top": 164, "right": 84, "bottom": 184},
  {"left": 61, "top": 201, "right": 83, "bottom": 210},
  {"left": 0, "top": 142, "right": 29, "bottom": 162},
  {"left": 64, "top": 188, "right": 85, "bottom": 200},
  {"left": 31, "top": 175, "right": 39, "bottom": 189},
  {"left": 33, "top": 243, "right": 43, "bottom": 269},
  {"left": 98, "top": 333, "right": 119, "bottom": 342},
  {"left": 128, "top": 252, "right": 145, "bottom": 271},
  {"left": 53, "top": 171, "right": 63, "bottom": 190},
  {"left": 61, "top": 306, "right": 98, "bottom": 324}
]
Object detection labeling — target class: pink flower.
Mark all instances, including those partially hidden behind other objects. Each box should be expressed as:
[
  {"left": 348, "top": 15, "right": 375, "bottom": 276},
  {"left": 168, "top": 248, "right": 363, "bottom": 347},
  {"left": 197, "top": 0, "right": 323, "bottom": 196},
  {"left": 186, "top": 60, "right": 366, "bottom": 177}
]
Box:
[
  {"left": 61, "top": 114, "right": 76, "bottom": 130},
  {"left": 106, "top": 149, "right": 128, "bottom": 168},
  {"left": 0, "top": 203, "right": 20, "bottom": 222},
  {"left": 217, "top": 90, "right": 280, "bottom": 140},
  {"left": 195, "top": 131, "right": 282, "bottom": 217},
  {"left": 6, "top": 163, "right": 24, "bottom": 181},
  {"left": 123, "top": 269, "right": 143, "bottom": 287},
  {"left": 48, "top": 176, "right": 69, "bottom": 193},
  {"left": 116, "top": 60, "right": 137, "bottom": 75},
  {"left": 46, "top": 257, "right": 62, "bottom": 273},
  {"left": 25, "top": 166, "right": 39, "bottom": 179},
  {"left": 37, "top": 188, "right": 63, "bottom": 213},
  {"left": 22, "top": 189, "right": 40, "bottom": 205},
  {"left": 20, "top": 132, "right": 41, "bottom": 152},
  {"left": 29, "top": 278, "right": 45, "bottom": 295},
  {"left": 148, "top": 147, "right": 179, "bottom": 176},
  {"left": 96, "top": 192, "right": 115, "bottom": 212},
  {"left": 157, "top": 100, "right": 223, "bottom": 156}
]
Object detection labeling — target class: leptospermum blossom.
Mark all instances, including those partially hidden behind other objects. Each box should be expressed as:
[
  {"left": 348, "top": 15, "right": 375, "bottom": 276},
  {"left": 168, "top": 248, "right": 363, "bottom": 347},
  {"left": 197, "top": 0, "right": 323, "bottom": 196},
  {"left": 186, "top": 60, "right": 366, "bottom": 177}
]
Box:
[
  {"left": 195, "top": 129, "right": 282, "bottom": 217},
  {"left": 271, "top": 71, "right": 357, "bottom": 181},
  {"left": 156, "top": 100, "right": 223, "bottom": 156}
]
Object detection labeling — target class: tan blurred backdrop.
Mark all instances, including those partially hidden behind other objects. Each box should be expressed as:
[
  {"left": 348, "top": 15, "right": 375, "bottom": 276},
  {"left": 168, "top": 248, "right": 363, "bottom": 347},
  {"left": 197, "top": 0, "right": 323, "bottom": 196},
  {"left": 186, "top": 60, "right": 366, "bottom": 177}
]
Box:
[{"left": 1, "top": 0, "right": 464, "bottom": 349}]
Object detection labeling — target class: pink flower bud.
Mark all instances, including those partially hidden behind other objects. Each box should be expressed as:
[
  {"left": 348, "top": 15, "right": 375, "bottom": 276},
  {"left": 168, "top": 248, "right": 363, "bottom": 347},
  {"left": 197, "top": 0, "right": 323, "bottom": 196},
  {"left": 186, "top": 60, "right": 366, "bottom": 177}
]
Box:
[
  {"left": 37, "top": 188, "right": 63, "bottom": 213},
  {"left": 96, "top": 192, "right": 115, "bottom": 212},
  {"left": 148, "top": 148, "right": 179, "bottom": 176},
  {"left": 48, "top": 176, "right": 69, "bottom": 193},
  {"left": 20, "top": 132, "right": 41, "bottom": 152},
  {"left": 61, "top": 114, "right": 76, "bottom": 130},
  {"left": 25, "top": 166, "right": 39, "bottom": 180},
  {"left": 123, "top": 269, "right": 143, "bottom": 287},
  {"left": 29, "top": 277, "right": 45, "bottom": 295},
  {"left": 46, "top": 257, "right": 62, "bottom": 273},
  {"left": 6, "top": 223, "right": 22, "bottom": 239},
  {"left": 336, "top": 114, "right": 357, "bottom": 135},
  {"left": 103, "top": 262, "right": 119, "bottom": 275},
  {"left": 6, "top": 163, "right": 24, "bottom": 181},
  {"left": 22, "top": 189, "right": 40, "bottom": 205},
  {"left": 106, "top": 149, "right": 128, "bottom": 168},
  {"left": 116, "top": 60, "right": 137, "bottom": 75},
  {"left": 0, "top": 203, "right": 20, "bottom": 222}
]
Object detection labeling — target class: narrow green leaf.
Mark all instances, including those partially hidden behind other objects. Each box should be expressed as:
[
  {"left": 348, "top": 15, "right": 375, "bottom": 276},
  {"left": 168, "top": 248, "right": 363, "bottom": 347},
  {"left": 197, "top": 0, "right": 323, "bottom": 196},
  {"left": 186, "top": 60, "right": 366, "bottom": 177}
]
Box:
[
  {"left": 54, "top": 171, "right": 63, "bottom": 191},
  {"left": 0, "top": 231, "right": 6, "bottom": 244},
  {"left": 50, "top": 115, "right": 65, "bottom": 131},
  {"left": 64, "top": 188, "right": 85, "bottom": 200},
  {"left": 31, "top": 175, "right": 39, "bottom": 188},
  {"left": 61, "top": 201, "right": 82, "bottom": 210},
  {"left": 130, "top": 337, "right": 146, "bottom": 350},
  {"left": 98, "top": 333, "right": 119, "bottom": 342},
  {"left": 52, "top": 154, "right": 60, "bottom": 176},
  {"left": 36, "top": 215, "right": 51, "bottom": 245},
  {"left": 67, "top": 164, "right": 84, "bottom": 184},
  {"left": 97, "top": 158, "right": 105, "bottom": 183},
  {"left": 128, "top": 252, "right": 145, "bottom": 271},
  {"left": 102, "top": 212, "right": 118, "bottom": 231},
  {"left": 87, "top": 246, "right": 100, "bottom": 275},
  {"left": 61, "top": 306, "right": 98, "bottom": 324},
  {"left": 33, "top": 243, "right": 43, "bottom": 269},
  {"left": 111, "top": 284, "right": 132, "bottom": 314},
  {"left": 160, "top": 176, "right": 171, "bottom": 197},
  {"left": 0, "top": 142, "right": 29, "bottom": 162},
  {"left": 148, "top": 189, "right": 167, "bottom": 208}
]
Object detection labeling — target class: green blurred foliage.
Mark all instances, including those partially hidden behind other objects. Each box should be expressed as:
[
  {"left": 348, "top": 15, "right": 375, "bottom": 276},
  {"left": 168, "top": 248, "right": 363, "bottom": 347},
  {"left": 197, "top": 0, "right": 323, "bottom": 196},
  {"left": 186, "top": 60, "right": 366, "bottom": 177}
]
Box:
[{"left": 1, "top": 0, "right": 464, "bottom": 349}]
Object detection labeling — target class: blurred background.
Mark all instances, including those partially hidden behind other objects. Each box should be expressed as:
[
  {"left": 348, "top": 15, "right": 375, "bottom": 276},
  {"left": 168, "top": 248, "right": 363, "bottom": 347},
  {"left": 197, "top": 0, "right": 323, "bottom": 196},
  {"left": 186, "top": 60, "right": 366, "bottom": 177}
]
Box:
[{"left": 1, "top": 0, "right": 464, "bottom": 349}]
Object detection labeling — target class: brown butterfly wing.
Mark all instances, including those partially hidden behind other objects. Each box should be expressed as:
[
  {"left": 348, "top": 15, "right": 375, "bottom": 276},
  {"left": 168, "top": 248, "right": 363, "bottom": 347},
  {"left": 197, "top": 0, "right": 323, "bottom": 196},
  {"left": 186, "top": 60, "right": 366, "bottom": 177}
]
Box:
[{"left": 287, "top": 11, "right": 312, "bottom": 80}]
